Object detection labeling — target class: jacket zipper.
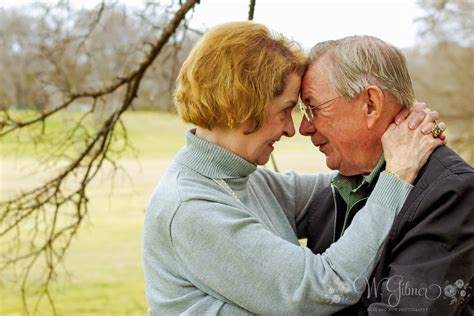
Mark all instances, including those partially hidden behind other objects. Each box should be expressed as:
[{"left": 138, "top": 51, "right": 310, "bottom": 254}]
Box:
[
  {"left": 331, "top": 185, "right": 370, "bottom": 240},
  {"left": 331, "top": 184, "right": 338, "bottom": 243},
  {"left": 341, "top": 197, "right": 369, "bottom": 236}
]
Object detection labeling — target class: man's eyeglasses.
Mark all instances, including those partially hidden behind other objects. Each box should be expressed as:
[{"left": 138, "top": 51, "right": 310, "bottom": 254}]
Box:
[{"left": 299, "top": 95, "right": 346, "bottom": 122}]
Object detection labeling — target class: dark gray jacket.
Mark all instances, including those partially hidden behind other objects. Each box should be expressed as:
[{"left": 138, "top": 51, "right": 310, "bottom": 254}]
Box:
[{"left": 307, "top": 146, "right": 474, "bottom": 315}]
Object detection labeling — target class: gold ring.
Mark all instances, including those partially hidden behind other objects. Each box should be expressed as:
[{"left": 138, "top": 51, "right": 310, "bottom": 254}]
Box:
[{"left": 431, "top": 120, "right": 444, "bottom": 138}]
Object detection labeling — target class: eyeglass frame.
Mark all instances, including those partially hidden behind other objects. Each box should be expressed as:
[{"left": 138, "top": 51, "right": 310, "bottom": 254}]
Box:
[{"left": 298, "top": 94, "right": 347, "bottom": 122}]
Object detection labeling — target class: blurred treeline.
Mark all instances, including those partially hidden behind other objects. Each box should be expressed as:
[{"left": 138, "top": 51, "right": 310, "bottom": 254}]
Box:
[
  {"left": 0, "top": 2, "right": 198, "bottom": 112},
  {"left": 406, "top": 0, "right": 473, "bottom": 162},
  {"left": 1, "top": 0, "right": 473, "bottom": 161}
]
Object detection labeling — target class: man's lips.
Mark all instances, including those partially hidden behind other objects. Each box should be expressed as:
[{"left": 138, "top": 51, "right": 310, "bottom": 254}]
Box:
[{"left": 314, "top": 142, "right": 328, "bottom": 153}]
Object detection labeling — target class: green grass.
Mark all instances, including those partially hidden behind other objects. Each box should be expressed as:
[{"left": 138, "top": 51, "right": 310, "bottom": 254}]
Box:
[
  {"left": 1, "top": 110, "right": 97, "bottom": 157},
  {"left": 0, "top": 110, "right": 191, "bottom": 159},
  {"left": 0, "top": 183, "right": 150, "bottom": 315},
  {"left": 2, "top": 281, "right": 147, "bottom": 315},
  {"left": 120, "top": 111, "right": 191, "bottom": 158}
]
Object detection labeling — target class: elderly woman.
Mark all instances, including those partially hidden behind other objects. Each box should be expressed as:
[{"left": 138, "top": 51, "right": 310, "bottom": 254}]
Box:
[{"left": 143, "top": 22, "right": 444, "bottom": 315}]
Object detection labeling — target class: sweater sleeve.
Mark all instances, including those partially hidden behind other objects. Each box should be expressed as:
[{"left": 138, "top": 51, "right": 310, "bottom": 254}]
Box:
[
  {"left": 170, "top": 173, "right": 412, "bottom": 315},
  {"left": 254, "top": 168, "right": 336, "bottom": 239}
]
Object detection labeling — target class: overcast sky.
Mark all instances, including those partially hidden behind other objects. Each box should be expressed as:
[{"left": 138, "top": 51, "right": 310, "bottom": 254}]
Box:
[
  {"left": 1, "top": 0, "right": 425, "bottom": 49},
  {"left": 189, "top": 0, "right": 425, "bottom": 49}
]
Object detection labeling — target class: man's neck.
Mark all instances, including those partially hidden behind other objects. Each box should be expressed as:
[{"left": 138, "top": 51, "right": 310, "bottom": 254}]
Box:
[{"left": 360, "top": 103, "right": 404, "bottom": 175}]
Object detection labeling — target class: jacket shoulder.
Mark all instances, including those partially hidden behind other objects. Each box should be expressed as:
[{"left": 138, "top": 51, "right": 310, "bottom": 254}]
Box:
[
  {"left": 408, "top": 146, "right": 473, "bottom": 199},
  {"left": 391, "top": 146, "right": 473, "bottom": 234},
  {"left": 426, "top": 146, "right": 473, "bottom": 177}
]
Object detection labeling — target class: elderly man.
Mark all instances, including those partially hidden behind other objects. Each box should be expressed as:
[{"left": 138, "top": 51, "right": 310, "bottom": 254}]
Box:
[{"left": 299, "top": 36, "right": 474, "bottom": 315}]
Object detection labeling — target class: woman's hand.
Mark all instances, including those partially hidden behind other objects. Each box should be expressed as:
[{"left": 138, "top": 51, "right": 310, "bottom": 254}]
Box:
[
  {"left": 393, "top": 102, "right": 447, "bottom": 140},
  {"left": 382, "top": 108, "right": 447, "bottom": 184}
]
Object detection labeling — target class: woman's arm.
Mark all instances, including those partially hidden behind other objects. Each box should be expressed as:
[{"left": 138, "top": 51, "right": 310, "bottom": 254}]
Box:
[
  {"left": 253, "top": 168, "right": 336, "bottom": 239},
  {"left": 170, "top": 174, "right": 410, "bottom": 315}
]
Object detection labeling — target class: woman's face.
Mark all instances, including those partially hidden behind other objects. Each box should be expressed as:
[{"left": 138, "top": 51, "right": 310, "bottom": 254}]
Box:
[{"left": 236, "top": 72, "right": 301, "bottom": 165}]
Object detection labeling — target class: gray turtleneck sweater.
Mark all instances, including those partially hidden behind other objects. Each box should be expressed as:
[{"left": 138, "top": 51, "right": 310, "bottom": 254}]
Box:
[{"left": 143, "top": 129, "right": 413, "bottom": 315}]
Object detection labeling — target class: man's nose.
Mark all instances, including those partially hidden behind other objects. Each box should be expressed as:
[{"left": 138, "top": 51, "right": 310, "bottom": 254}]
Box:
[{"left": 299, "top": 117, "right": 316, "bottom": 136}]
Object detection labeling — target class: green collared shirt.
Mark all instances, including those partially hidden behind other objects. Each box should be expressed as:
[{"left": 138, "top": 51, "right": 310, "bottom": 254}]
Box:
[{"left": 332, "top": 156, "right": 386, "bottom": 213}]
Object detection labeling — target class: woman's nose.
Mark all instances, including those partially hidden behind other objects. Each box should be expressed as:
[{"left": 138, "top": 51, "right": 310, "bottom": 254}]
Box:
[{"left": 283, "top": 119, "right": 296, "bottom": 138}]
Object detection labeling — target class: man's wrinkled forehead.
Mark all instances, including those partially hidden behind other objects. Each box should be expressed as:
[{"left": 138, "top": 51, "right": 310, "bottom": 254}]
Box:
[{"left": 301, "top": 60, "right": 333, "bottom": 100}]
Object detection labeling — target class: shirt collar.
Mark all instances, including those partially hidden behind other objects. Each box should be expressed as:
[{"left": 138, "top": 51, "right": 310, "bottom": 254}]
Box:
[
  {"left": 332, "top": 156, "right": 386, "bottom": 197},
  {"left": 363, "top": 156, "right": 386, "bottom": 187}
]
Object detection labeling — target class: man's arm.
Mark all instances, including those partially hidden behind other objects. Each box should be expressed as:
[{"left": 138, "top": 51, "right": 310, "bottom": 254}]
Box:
[{"left": 368, "top": 172, "right": 474, "bottom": 315}]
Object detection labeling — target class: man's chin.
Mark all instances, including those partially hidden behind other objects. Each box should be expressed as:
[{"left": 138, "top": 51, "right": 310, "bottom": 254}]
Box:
[
  {"left": 325, "top": 158, "right": 339, "bottom": 171},
  {"left": 325, "top": 160, "right": 357, "bottom": 176}
]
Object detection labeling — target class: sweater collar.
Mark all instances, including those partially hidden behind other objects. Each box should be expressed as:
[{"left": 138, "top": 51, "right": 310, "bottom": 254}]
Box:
[{"left": 176, "top": 129, "right": 257, "bottom": 179}]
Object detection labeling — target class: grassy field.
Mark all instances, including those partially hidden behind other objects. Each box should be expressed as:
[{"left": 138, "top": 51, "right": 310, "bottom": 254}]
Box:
[
  {"left": 0, "top": 183, "right": 150, "bottom": 315},
  {"left": 0, "top": 110, "right": 327, "bottom": 315},
  {"left": 0, "top": 111, "right": 191, "bottom": 159}
]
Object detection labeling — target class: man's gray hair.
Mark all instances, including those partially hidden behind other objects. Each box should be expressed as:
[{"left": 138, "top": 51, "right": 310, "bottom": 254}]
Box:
[{"left": 308, "top": 35, "right": 415, "bottom": 107}]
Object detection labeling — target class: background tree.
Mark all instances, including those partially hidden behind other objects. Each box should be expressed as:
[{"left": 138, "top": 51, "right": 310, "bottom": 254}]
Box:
[
  {"left": 0, "top": 0, "right": 200, "bottom": 313},
  {"left": 406, "top": 0, "right": 474, "bottom": 162}
]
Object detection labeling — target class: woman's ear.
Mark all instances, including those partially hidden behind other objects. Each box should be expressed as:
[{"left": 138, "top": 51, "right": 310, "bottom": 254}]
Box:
[{"left": 363, "top": 85, "right": 385, "bottom": 129}]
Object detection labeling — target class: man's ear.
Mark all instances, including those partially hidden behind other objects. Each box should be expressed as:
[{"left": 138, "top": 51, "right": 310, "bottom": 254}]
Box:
[{"left": 363, "top": 85, "right": 385, "bottom": 129}]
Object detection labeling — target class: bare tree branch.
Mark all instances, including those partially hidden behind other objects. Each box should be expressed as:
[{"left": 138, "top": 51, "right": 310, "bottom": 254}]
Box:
[{"left": 248, "top": 0, "right": 256, "bottom": 21}]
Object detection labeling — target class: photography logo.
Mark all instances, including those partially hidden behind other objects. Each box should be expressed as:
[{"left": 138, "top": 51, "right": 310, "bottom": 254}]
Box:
[{"left": 352, "top": 275, "right": 472, "bottom": 308}]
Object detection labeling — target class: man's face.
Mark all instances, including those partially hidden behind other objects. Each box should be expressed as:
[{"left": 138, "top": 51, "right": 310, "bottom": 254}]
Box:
[{"left": 299, "top": 60, "right": 373, "bottom": 176}]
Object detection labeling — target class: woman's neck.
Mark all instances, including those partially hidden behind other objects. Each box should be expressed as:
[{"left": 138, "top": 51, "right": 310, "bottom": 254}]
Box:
[
  {"left": 195, "top": 127, "right": 245, "bottom": 159},
  {"left": 195, "top": 127, "right": 224, "bottom": 146}
]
